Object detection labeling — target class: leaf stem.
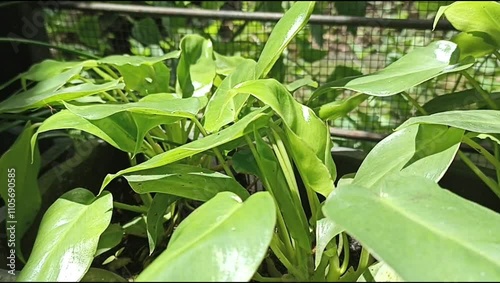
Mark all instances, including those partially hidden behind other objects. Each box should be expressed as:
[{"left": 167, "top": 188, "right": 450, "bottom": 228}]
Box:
[
  {"left": 493, "top": 50, "right": 500, "bottom": 63},
  {"left": 457, "top": 151, "right": 500, "bottom": 198},
  {"left": 192, "top": 117, "right": 234, "bottom": 178},
  {"left": 113, "top": 201, "right": 148, "bottom": 214},
  {"left": 401, "top": 91, "right": 428, "bottom": 115},
  {"left": 462, "top": 135, "right": 500, "bottom": 170},
  {"left": 461, "top": 71, "right": 498, "bottom": 110}
]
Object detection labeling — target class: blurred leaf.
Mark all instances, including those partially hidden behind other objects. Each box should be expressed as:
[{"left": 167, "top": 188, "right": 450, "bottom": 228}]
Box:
[
  {"left": 0, "top": 122, "right": 41, "bottom": 261},
  {"left": 136, "top": 191, "right": 276, "bottom": 282},
  {"left": 176, "top": 35, "right": 216, "bottom": 98},
  {"left": 81, "top": 268, "right": 127, "bottom": 282},
  {"left": 77, "top": 16, "right": 102, "bottom": 49},
  {"left": 124, "top": 164, "right": 250, "bottom": 201},
  {"left": 132, "top": 17, "right": 162, "bottom": 46},
  {"left": 323, "top": 173, "right": 500, "bottom": 281},
  {"left": 98, "top": 51, "right": 180, "bottom": 66},
  {"left": 334, "top": 1, "right": 366, "bottom": 35},
  {"left": 297, "top": 38, "right": 328, "bottom": 63},
  {"left": 17, "top": 189, "right": 113, "bottom": 281}
]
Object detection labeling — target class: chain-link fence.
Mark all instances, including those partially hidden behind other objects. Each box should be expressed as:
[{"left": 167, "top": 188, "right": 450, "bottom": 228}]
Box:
[{"left": 40, "top": 1, "right": 498, "bottom": 154}]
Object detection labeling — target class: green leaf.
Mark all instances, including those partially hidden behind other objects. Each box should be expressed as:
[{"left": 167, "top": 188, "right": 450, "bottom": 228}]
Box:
[
  {"left": 100, "top": 108, "right": 271, "bottom": 192},
  {"left": 124, "top": 164, "right": 250, "bottom": 201},
  {"left": 422, "top": 89, "right": 500, "bottom": 114},
  {"left": 31, "top": 110, "right": 145, "bottom": 155},
  {"left": 213, "top": 52, "right": 251, "bottom": 76},
  {"left": 146, "top": 193, "right": 178, "bottom": 255},
  {"left": 354, "top": 124, "right": 464, "bottom": 188},
  {"left": 311, "top": 40, "right": 474, "bottom": 99},
  {"left": 0, "top": 66, "right": 83, "bottom": 113},
  {"left": 81, "top": 268, "right": 127, "bottom": 282},
  {"left": 433, "top": 1, "right": 500, "bottom": 47},
  {"left": 132, "top": 17, "right": 162, "bottom": 46},
  {"left": 95, "top": 224, "right": 124, "bottom": 257},
  {"left": 253, "top": 130, "right": 311, "bottom": 249},
  {"left": 136, "top": 191, "right": 276, "bottom": 282},
  {"left": 397, "top": 110, "right": 500, "bottom": 133},
  {"left": 114, "top": 62, "right": 170, "bottom": 96},
  {"left": 232, "top": 79, "right": 336, "bottom": 197},
  {"left": 176, "top": 35, "right": 216, "bottom": 98},
  {"left": 32, "top": 95, "right": 205, "bottom": 155},
  {"left": 98, "top": 51, "right": 180, "bottom": 66},
  {"left": 315, "top": 93, "right": 369, "bottom": 120},
  {"left": 18, "top": 189, "right": 113, "bottom": 282},
  {"left": 285, "top": 76, "right": 318, "bottom": 93},
  {"left": 452, "top": 31, "right": 497, "bottom": 59},
  {"left": 231, "top": 148, "right": 260, "bottom": 176},
  {"left": 22, "top": 60, "right": 96, "bottom": 82},
  {"left": 314, "top": 218, "right": 343, "bottom": 269},
  {"left": 203, "top": 59, "right": 257, "bottom": 133},
  {"left": 0, "top": 122, "right": 41, "bottom": 261},
  {"left": 323, "top": 174, "right": 500, "bottom": 281},
  {"left": 255, "top": 1, "right": 315, "bottom": 78}
]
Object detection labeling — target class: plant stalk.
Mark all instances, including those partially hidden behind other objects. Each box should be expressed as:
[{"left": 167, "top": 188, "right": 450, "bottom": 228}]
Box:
[
  {"left": 457, "top": 151, "right": 500, "bottom": 198},
  {"left": 461, "top": 71, "right": 498, "bottom": 110}
]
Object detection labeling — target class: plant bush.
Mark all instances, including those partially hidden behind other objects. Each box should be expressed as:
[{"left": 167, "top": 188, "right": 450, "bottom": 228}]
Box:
[{"left": 1, "top": 1, "right": 499, "bottom": 282}]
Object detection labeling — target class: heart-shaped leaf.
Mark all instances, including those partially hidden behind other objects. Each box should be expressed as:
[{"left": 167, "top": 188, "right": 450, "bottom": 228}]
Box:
[
  {"left": 17, "top": 188, "right": 113, "bottom": 282},
  {"left": 136, "top": 191, "right": 276, "bottom": 282}
]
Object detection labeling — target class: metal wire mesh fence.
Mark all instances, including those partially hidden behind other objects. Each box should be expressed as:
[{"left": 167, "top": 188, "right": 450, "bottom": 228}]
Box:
[{"left": 41, "top": 1, "right": 498, "bottom": 155}]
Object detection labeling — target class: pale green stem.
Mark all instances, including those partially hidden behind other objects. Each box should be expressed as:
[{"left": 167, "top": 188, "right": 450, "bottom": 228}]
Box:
[
  {"left": 92, "top": 67, "right": 114, "bottom": 81},
  {"left": 462, "top": 136, "right": 500, "bottom": 170},
  {"left": 457, "top": 151, "right": 500, "bottom": 198},
  {"left": 245, "top": 135, "right": 296, "bottom": 263},
  {"left": 113, "top": 201, "right": 148, "bottom": 214},
  {"left": 192, "top": 117, "right": 234, "bottom": 178},
  {"left": 461, "top": 71, "right": 498, "bottom": 110},
  {"left": 401, "top": 91, "right": 428, "bottom": 115}
]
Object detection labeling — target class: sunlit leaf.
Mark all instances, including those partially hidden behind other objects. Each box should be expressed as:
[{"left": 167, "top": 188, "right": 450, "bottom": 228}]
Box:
[
  {"left": 136, "top": 191, "right": 276, "bottom": 282},
  {"left": 323, "top": 173, "right": 500, "bottom": 281},
  {"left": 17, "top": 189, "right": 113, "bottom": 281}
]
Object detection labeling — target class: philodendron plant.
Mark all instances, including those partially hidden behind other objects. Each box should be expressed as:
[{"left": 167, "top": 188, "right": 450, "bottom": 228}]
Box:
[{"left": 1, "top": 1, "right": 499, "bottom": 282}]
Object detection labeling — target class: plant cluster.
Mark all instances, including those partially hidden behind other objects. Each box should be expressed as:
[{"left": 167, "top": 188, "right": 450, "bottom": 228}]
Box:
[{"left": 0, "top": 1, "right": 499, "bottom": 282}]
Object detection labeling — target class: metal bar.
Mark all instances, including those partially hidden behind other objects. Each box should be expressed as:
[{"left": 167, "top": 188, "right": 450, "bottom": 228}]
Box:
[{"left": 52, "top": 1, "right": 455, "bottom": 30}]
